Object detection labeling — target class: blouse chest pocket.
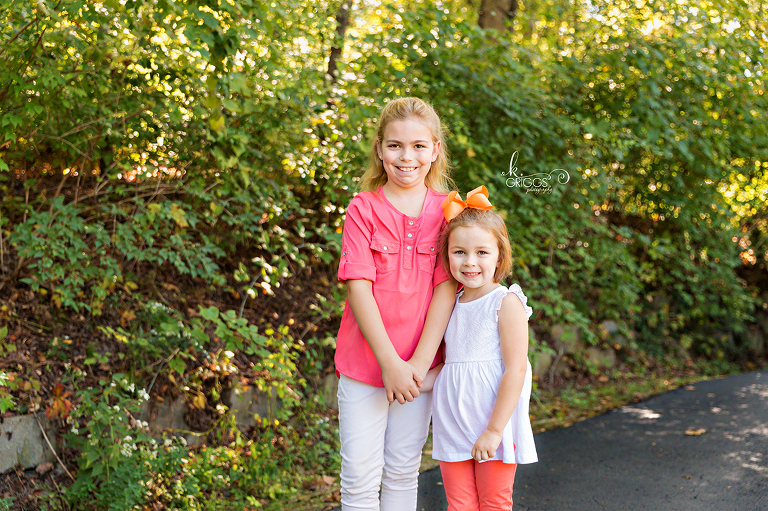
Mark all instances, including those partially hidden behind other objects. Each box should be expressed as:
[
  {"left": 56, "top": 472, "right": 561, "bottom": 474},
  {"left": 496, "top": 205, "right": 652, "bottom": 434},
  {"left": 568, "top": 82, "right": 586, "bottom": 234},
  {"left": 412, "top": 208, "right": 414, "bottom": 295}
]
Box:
[
  {"left": 370, "top": 237, "right": 399, "bottom": 273},
  {"left": 417, "top": 242, "right": 438, "bottom": 273}
]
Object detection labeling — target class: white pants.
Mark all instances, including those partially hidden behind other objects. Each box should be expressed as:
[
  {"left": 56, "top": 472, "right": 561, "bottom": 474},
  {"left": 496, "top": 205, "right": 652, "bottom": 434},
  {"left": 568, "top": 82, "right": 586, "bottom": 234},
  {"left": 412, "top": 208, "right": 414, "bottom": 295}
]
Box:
[{"left": 338, "top": 374, "right": 432, "bottom": 511}]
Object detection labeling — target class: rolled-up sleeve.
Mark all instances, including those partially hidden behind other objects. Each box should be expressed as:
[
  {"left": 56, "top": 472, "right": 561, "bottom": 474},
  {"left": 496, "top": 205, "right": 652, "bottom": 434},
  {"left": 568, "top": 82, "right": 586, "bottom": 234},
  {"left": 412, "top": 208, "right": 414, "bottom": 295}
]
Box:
[
  {"left": 338, "top": 199, "right": 377, "bottom": 283},
  {"left": 432, "top": 254, "right": 451, "bottom": 287},
  {"left": 432, "top": 219, "right": 451, "bottom": 287}
]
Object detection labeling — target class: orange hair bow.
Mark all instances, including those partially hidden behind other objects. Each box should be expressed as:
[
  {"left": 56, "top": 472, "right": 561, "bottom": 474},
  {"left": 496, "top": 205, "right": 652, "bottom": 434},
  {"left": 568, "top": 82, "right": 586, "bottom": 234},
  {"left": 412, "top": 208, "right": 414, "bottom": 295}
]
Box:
[{"left": 441, "top": 185, "right": 493, "bottom": 222}]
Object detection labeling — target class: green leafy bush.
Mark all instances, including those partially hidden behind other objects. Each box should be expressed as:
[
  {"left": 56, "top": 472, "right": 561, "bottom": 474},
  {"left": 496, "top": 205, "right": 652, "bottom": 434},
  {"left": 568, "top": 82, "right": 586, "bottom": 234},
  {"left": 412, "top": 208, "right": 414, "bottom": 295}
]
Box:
[
  {"left": 64, "top": 376, "right": 160, "bottom": 509},
  {"left": 350, "top": 3, "right": 764, "bottom": 358}
]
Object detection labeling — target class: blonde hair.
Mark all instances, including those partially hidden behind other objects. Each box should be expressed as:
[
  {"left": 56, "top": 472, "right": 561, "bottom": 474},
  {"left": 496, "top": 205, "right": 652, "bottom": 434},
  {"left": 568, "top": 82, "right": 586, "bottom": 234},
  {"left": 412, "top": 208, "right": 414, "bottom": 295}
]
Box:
[
  {"left": 439, "top": 208, "right": 513, "bottom": 283},
  {"left": 359, "top": 97, "right": 453, "bottom": 193}
]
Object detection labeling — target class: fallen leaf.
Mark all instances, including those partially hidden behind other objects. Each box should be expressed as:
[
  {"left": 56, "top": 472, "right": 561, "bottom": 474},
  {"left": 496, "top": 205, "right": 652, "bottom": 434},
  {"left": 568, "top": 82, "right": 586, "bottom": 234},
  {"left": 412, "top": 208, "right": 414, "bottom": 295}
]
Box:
[
  {"left": 321, "top": 475, "right": 336, "bottom": 486},
  {"left": 684, "top": 428, "right": 706, "bottom": 436},
  {"left": 685, "top": 385, "right": 696, "bottom": 391},
  {"left": 120, "top": 309, "right": 136, "bottom": 327},
  {"left": 36, "top": 462, "right": 54, "bottom": 475},
  {"left": 323, "top": 489, "right": 341, "bottom": 502}
]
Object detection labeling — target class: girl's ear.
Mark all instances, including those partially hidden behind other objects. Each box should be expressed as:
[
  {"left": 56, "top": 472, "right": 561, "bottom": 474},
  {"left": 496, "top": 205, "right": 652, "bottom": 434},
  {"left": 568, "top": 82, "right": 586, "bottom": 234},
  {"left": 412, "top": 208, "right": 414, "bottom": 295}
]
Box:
[
  {"left": 431, "top": 139, "right": 440, "bottom": 162},
  {"left": 376, "top": 140, "right": 383, "bottom": 160}
]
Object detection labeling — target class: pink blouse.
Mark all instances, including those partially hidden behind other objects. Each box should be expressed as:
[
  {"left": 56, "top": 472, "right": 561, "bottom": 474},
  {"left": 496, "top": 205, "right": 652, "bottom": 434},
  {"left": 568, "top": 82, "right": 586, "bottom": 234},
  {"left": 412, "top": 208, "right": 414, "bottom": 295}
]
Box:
[{"left": 335, "top": 187, "right": 451, "bottom": 387}]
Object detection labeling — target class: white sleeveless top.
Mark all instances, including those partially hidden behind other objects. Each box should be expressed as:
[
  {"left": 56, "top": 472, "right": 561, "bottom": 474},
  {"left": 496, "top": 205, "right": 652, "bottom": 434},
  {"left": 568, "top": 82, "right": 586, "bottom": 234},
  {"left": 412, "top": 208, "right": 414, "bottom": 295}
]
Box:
[{"left": 431, "top": 284, "right": 538, "bottom": 465}]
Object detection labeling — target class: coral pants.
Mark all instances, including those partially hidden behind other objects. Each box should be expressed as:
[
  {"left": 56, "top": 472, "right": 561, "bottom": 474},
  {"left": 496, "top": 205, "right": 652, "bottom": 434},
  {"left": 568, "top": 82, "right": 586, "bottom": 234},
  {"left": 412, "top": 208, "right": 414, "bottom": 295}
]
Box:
[{"left": 439, "top": 460, "right": 517, "bottom": 511}]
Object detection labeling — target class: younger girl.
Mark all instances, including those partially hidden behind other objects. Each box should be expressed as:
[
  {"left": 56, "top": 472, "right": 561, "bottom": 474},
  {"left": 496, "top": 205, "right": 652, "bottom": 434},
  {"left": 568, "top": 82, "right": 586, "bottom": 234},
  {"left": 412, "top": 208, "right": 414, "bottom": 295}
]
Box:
[
  {"left": 335, "top": 97, "right": 458, "bottom": 511},
  {"left": 431, "top": 186, "right": 538, "bottom": 510}
]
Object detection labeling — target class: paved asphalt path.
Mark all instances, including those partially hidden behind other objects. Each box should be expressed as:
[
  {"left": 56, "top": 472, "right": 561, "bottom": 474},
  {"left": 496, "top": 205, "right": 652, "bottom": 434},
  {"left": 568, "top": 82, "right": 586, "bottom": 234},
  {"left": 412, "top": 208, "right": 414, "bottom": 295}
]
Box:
[
  {"left": 332, "top": 371, "right": 767, "bottom": 510},
  {"left": 413, "top": 371, "right": 767, "bottom": 511}
]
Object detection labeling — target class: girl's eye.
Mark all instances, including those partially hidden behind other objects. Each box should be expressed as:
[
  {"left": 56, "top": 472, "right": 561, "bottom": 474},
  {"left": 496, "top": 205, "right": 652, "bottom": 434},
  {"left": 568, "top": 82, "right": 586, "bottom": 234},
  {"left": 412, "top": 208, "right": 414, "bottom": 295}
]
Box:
[
  {"left": 479, "top": 250, "right": 488, "bottom": 255},
  {"left": 453, "top": 250, "right": 464, "bottom": 255}
]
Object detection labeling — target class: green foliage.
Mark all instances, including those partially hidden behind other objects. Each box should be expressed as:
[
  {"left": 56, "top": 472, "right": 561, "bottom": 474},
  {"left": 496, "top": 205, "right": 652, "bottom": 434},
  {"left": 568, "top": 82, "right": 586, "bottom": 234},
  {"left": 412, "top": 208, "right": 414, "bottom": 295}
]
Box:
[
  {"left": 61, "top": 375, "right": 212, "bottom": 511},
  {"left": 64, "top": 375, "right": 155, "bottom": 509},
  {"left": 349, "top": 2, "right": 765, "bottom": 356},
  {"left": 59, "top": 373, "right": 339, "bottom": 511},
  {"left": 0, "top": 327, "right": 38, "bottom": 414},
  {"left": 97, "top": 301, "right": 301, "bottom": 402},
  {"left": 98, "top": 301, "right": 202, "bottom": 376},
  {"left": 12, "top": 197, "right": 120, "bottom": 313},
  {"left": 0, "top": 336, "right": 14, "bottom": 412},
  {"left": 8, "top": 192, "right": 228, "bottom": 316}
]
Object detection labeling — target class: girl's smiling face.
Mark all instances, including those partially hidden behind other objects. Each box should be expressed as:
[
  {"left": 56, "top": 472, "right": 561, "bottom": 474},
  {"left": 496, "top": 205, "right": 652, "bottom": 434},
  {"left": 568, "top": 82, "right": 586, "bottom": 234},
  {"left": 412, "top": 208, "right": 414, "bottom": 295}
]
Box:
[
  {"left": 377, "top": 118, "right": 439, "bottom": 192},
  {"left": 448, "top": 225, "right": 501, "bottom": 300}
]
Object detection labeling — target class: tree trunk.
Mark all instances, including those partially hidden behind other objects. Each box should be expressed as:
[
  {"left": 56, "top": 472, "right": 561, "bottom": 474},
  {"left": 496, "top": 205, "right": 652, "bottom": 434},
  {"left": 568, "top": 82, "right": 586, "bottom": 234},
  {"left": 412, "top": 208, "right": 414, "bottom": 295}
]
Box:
[
  {"left": 327, "top": 1, "right": 352, "bottom": 83},
  {"left": 522, "top": 0, "right": 536, "bottom": 40},
  {"left": 478, "top": 0, "right": 518, "bottom": 31}
]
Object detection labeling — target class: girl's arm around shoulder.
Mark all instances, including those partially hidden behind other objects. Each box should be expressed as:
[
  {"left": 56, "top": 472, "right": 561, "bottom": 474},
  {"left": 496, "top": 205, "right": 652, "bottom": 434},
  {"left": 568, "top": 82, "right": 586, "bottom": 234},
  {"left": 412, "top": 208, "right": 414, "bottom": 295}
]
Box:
[{"left": 408, "top": 278, "right": 458, "bottom": 382}]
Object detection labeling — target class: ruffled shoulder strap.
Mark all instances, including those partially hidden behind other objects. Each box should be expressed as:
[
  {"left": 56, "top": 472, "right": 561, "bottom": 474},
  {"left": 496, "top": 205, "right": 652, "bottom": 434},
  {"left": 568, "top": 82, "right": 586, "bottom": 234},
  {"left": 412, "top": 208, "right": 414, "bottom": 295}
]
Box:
[{"left": 495, "top": 283, "right": 533, "bottom": 321}]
